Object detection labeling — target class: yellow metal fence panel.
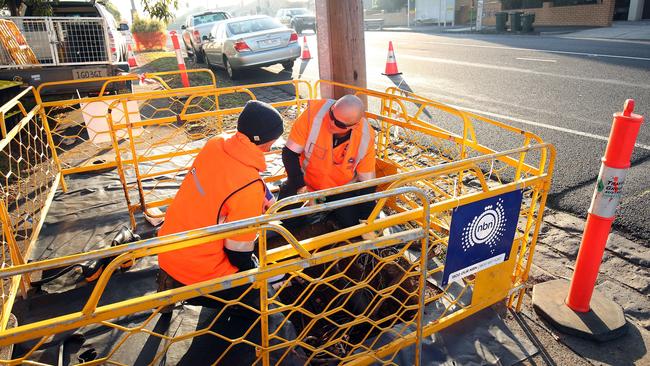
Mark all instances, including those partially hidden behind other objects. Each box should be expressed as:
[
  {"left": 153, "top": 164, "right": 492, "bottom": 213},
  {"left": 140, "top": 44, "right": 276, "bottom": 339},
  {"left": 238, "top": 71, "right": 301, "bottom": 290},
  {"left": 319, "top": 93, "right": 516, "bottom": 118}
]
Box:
[
  {"left": 0, "top": 78, "right": 554, "bottom": 365},
  {"left": 0, "top": 87, "right": 59, "bottom": 332}
]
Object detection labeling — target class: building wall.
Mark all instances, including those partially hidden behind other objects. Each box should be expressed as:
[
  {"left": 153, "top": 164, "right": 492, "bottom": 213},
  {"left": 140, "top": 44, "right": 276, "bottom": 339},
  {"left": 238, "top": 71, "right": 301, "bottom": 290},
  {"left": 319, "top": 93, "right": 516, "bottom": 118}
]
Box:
[
  {"left": 455, "top": 0, "right": 473, "bottom": 24},
  {"left": 481, "top": 0, "right": 615, "bottom": 27}
]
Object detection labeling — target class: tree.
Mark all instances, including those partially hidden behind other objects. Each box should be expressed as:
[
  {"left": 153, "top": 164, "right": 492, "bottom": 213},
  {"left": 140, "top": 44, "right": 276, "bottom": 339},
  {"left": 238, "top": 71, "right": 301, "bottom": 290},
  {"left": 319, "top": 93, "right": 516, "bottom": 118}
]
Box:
[
  {"left": 141, "top": 0, "right": 178, "bottom": 24},
  {"left": 0, "top": 0, "right": 177, "bottom": 22},
  {"left": 0, "top": 0, "right": 52, "bottom": 16},
  {"left": 103, "top": 1, "right": 123, "bottom": 22}
]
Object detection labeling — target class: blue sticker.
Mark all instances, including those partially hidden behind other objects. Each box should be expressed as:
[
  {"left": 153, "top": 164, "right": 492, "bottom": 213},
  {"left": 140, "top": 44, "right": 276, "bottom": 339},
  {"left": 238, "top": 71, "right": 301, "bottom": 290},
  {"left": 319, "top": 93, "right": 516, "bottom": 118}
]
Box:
[{"left": 442, "top": 189, "right": 523, "bottom": 286}]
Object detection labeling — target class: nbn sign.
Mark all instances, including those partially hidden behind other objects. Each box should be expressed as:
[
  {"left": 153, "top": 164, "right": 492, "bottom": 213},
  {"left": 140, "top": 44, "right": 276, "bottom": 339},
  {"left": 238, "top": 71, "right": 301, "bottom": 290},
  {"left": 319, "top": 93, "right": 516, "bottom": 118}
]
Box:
[{"left": 442, "top": 190, "right": 523, "bottom": 286}]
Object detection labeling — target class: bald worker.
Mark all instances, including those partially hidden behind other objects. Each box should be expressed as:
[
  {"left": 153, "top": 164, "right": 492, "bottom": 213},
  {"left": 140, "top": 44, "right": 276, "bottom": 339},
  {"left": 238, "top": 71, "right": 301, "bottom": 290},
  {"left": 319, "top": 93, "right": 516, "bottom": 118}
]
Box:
[{"left": 280, "top": 95, "right": 376, "bottom": 229}]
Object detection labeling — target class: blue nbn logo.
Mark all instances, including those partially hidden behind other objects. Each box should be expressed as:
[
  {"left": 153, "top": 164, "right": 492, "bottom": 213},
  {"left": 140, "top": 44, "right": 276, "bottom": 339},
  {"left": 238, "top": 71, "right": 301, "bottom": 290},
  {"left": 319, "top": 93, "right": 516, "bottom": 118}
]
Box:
[{"left": 442, "top": 190, "right": 523, "bottom": 286}]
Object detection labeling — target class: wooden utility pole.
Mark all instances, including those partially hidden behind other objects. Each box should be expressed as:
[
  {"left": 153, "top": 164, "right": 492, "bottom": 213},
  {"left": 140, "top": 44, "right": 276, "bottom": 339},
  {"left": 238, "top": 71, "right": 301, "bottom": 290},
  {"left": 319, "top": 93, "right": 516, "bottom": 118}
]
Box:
[{"left": 315, "top": 0, "right": 367, "bottom": 99}]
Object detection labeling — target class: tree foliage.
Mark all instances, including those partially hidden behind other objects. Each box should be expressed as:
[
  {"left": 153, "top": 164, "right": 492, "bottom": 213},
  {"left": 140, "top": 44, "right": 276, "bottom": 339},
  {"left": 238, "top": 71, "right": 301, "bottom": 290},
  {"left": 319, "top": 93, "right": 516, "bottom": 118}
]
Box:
[
  {"left": 103, "top": 1, "right": 123, "bottom": 21},
  {"left": 131, "top": 16, "right": 166, "bottom": 33},
  {"left": 0, "top": 0, "right": 52, "bottom": 16},
  {"left": 141, "top": 0, "right": 177, "bottom": 24},
  {"left": 1, "top": 0, "right": 176, "bottom": 22}
]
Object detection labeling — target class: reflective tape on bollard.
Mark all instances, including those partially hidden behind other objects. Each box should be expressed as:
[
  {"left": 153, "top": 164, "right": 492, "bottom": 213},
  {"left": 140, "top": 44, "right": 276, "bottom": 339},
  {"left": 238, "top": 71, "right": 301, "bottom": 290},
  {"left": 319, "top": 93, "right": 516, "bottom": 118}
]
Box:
[{"left": 588, "top": 165, "right": 627, "bottom": 219}]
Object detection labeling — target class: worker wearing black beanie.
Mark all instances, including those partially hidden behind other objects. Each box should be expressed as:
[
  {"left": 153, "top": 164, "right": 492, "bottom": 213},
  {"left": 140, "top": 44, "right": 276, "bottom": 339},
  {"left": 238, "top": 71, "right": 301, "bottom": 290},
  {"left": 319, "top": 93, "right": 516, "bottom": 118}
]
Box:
[
  {"left": 237, "top": 100, "right": 284, "bottom": 145},
  {"left": 157, "top": 99, "right": 285, "bottom": 318}
]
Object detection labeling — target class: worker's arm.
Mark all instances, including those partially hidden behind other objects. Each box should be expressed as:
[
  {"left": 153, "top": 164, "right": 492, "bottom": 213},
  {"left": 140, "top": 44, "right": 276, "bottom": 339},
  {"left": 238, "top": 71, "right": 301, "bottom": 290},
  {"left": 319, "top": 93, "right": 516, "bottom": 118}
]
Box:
[
  {"left": 284, "top": 102, "right": 312, "bottom": 192},
  {"left": 282, "top": 146, "right": 306, "bottom": 190},
  {"left": 221, "top": 183, "right": 264, "bottom": 271},
  {"left": 224, "top": 240, "right": 255, "bottom": 271},
  {"left": 356, "top": 127, "right": 377, "bottom": 182}
]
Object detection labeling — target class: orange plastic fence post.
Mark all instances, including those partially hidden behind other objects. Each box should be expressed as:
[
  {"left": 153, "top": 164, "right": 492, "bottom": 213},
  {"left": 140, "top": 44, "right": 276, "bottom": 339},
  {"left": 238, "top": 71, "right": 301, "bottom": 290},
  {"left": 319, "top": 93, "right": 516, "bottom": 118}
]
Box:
[
  {"left": 169, "top": 31, "right": 190, "bottom": 88},
  {"left": 566, "top": 99, "right": 644, "bottom": 312}
]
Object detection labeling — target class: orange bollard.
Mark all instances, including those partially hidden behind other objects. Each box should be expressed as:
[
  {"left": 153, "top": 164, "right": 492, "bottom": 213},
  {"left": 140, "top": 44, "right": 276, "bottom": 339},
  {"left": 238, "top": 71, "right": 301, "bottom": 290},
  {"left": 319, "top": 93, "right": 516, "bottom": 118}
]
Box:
[
  {"left": 169, "top": 31, "right": 190, "bottom": 88},
  {"left": 566, "top": 99, "right": 644, "bottom": 312}
]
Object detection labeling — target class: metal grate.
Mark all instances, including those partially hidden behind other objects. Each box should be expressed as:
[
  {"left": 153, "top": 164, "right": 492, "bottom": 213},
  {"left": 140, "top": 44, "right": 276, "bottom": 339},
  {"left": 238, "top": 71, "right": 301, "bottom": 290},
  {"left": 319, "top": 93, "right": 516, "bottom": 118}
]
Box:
[{"left": 0, "top": 17, "right": 110, "bottom": 68}]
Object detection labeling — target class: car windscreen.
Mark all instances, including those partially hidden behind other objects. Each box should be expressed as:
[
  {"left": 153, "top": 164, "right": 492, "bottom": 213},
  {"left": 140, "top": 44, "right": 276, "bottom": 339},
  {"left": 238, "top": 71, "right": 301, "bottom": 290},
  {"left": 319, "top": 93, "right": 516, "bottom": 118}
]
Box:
[
  {"left": 227, "top": 18, "right": 282, "bottom": 35},
  {"left": 194, "top": 13, "right": 228, "bottom": 25}
]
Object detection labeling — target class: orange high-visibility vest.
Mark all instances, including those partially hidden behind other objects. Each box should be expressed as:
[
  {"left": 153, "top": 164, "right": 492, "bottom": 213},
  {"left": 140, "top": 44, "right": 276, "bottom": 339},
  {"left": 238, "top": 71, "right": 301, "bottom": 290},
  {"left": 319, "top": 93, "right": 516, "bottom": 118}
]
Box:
[
  {"left": 290, "top": 99, "right": 375, "bottom": 191},
  {"left": 157, "top": 133, "right": 266, "bottom": 285}
]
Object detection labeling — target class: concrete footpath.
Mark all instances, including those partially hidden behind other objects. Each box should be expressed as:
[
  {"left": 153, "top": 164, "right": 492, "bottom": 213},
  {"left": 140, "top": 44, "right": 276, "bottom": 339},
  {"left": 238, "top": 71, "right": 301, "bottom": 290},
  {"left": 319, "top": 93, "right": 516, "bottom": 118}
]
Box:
[
  {"left": 381, "top": 20, "right": 650, "bottom": 42},
  {"left": 510, "top": 208, "right": 649, "bottom": 365},
  {"left": 556, "top": 20, "right": 650, "bottom": 41}
]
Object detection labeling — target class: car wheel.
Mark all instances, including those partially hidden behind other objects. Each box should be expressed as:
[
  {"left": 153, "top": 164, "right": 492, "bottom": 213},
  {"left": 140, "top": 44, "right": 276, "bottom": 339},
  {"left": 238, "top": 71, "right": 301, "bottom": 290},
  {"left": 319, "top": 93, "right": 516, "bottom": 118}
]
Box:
[
  {"left": 205, "top": 53, "right": 214, "bottom": 71},
  {"left": 224, "top": 57, "right": 240, "bottom": 80},
  {"left": 282, "top": 60, "right": 295, "bottom": 70},
  {"left": 194, "top": 48, "right": 205, "bottom": 64},
  {"left": 295, "top": 26, "right": 302, "bottom": 34}
]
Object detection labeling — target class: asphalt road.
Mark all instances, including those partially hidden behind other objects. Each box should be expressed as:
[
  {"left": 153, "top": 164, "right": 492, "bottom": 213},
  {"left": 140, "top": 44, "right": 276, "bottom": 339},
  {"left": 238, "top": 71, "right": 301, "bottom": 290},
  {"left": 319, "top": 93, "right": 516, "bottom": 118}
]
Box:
[{"left": 229, "top": 31, "right": 650, "bottom": 243}]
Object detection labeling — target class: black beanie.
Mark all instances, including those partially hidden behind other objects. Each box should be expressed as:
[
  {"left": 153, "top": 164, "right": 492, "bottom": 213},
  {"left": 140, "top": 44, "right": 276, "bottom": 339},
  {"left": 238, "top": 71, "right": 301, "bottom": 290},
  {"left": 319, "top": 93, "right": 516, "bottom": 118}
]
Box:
[{"left": 237, "top": 100, "right": 284, "bottom": 145}]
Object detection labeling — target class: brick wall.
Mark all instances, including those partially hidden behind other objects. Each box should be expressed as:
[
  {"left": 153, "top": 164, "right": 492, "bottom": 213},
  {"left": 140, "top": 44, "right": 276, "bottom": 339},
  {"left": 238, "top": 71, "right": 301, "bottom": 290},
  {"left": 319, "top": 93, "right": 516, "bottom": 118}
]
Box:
[
  {"left": 481, "top": 0, "right": 615, "bottom": 27},
  {"left": 455, "top": 0, "right": 473, "bottom": 24}
]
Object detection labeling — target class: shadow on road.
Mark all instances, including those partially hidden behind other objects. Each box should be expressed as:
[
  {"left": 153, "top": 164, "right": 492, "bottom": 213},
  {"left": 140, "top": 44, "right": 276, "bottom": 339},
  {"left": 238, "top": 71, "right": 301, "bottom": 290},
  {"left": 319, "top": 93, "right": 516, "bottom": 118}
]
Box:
[
  {"left": 386, "top": 74, "right": 434, "bottom": 119},
  {"left": 297, "top": 58, "right": 311, "bottom": 79}
]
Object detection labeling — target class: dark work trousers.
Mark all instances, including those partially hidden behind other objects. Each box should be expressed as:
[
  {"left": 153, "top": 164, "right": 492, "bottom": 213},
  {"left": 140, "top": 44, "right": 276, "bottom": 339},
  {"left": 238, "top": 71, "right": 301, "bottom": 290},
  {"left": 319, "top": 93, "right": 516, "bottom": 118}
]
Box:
[
  {"left": 158, "top": 269, "right": 261, "bottom": 365},
  {"left": 277, "top": 180, "right": 377, "bottom": 230},
  {"left": 157, "top": 269, "right": 259, "bottom": 317}
]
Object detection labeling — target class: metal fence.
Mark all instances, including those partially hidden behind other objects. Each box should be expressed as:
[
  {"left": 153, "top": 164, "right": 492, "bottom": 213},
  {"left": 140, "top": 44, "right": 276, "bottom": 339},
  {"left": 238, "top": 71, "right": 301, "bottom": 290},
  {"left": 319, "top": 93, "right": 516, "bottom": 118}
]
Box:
[
  {"left": 0, "top": 78, "right": 555, "bottom": 365},
  {"left": 32, "top": 69, "right": 218, "bottom": 192},
  {"left": 0, "top": 86, "right": 60, "bottom": 333},
  {"left": 0, "top": 17, "right": 110, "bottom": 68}
]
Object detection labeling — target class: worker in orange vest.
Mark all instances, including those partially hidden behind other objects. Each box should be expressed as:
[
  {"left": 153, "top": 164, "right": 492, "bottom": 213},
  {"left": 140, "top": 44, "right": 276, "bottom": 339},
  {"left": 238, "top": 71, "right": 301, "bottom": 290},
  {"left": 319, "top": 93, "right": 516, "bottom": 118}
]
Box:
[
  {"left": 281, "top": 94, "right": 376, "bottom": 229},
  {"left": 156, "top": 100, "right": 283, "bottom": 314}
]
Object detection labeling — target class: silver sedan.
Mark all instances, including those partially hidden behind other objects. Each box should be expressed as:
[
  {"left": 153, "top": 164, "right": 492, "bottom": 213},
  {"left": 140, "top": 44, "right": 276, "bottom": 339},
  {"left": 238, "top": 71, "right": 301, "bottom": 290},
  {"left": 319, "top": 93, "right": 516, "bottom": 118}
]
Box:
[{"left": 202, "top": 15, "right": 301, "bottom": 79}]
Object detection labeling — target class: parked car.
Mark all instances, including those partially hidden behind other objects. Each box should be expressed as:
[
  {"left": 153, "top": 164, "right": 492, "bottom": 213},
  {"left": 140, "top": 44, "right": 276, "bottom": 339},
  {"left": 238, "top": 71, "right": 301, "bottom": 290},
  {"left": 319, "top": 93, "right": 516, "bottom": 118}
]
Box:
[
  {"left": 181, "top": 10, "right": 231, "bottom": 63},
  {"left": 275, "top": 8, "right": 316, "bottom": 34},
  {"left": 119, "top": 21, "right": 135, "bottom": 48},
  {"left": 0, "top": 0, "right": 130, "bottom": 95},
  {"left": 202, "top": 16, "right": 300, "bottom": 80}
]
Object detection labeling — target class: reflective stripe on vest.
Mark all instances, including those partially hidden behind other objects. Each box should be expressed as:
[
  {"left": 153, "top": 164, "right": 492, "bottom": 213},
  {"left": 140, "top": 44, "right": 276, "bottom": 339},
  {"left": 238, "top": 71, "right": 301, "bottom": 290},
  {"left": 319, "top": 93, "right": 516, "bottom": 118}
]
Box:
[
  {"left": 302, "top": 99, "right": 372, "bottom": 177},
  {"left": 302, "top": 99, "right": 335, "bottom": 171},
  {"left": 354, "top": 120, "right": 370, "bottom": 170}
]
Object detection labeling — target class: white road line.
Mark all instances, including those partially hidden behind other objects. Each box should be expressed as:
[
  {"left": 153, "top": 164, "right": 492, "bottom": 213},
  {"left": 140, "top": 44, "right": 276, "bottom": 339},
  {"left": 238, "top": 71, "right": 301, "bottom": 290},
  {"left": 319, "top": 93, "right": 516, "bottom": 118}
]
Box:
[
  {"left": 448, "top": 104, "right": 650, "bottom": 151},
  {"left": 516, "top": 57, "right": 557, "bottom": 63},
  {"left": 399, "top": 54, "right": 649, "bottom": 89},
  {"left": 422, "top": 40, "right": 650, "bottom": 62}
]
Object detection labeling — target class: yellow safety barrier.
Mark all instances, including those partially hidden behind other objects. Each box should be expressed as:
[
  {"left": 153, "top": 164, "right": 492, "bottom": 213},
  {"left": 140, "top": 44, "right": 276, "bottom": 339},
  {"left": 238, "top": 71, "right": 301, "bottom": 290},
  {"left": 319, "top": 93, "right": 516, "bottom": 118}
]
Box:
[
  {"left": 33, "top": 69, "right": 218, "bottom": 192},
  {"left": 106, "top": 79, "right": 313, "bottom": 227},
  {"left": 0, "top": 87, "right": 60, "bottom": 332},
  {"left": 0, "top": 79, "right": 554, "bottom": 365}
]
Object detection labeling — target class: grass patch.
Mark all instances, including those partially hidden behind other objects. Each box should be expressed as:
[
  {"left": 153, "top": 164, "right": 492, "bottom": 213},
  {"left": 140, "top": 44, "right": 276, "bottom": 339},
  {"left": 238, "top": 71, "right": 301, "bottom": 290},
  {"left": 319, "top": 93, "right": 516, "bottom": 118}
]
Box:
[{"left": 138, "top": 51, "right": 250, "bottom": 109}]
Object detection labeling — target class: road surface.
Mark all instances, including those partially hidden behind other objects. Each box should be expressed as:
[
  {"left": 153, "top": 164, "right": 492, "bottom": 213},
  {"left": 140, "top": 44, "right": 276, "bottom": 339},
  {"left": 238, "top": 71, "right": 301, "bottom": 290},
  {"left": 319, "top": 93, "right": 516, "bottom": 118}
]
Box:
[{"left": 222, "top": 31, "right": 650, "bottom": 243}]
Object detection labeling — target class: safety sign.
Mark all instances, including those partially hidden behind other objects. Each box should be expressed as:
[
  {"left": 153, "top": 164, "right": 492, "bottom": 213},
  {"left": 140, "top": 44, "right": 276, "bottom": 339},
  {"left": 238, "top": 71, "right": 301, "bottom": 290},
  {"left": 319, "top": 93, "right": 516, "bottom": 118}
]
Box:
[{"left": 442, "top": 190, "right": 523, "bottom": 286}]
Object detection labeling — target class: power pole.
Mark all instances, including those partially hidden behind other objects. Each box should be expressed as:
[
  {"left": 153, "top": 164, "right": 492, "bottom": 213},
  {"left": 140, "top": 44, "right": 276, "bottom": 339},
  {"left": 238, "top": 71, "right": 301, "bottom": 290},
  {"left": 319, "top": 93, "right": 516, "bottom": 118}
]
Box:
[
  {"left": 315, "top": 0, "right": 367, "bottom": 99},
  {"left": 130, "top": 0, "right": 137, "bottom": 22}
]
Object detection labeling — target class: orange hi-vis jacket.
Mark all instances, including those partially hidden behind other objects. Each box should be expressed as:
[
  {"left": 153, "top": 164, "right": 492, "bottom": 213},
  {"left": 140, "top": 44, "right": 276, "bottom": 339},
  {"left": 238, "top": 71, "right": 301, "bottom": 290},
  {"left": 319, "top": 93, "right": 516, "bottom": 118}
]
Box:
[
  {"left": 287, "top": 99, "right": 376, "bottom": 191},
  {"left": 158, "top": 132, "right": 266, "bottom": 285}
]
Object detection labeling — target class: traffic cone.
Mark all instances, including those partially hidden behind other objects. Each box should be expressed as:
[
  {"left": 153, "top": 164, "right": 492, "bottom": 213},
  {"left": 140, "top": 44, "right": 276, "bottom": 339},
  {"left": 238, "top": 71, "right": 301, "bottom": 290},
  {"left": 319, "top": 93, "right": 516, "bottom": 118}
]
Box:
[
  {"left": 382, "top": 41, "right": 401, "bottom": 76},
  {"left": 300, "top": 36, "right": 311, "bottom": 60},
  {"left": 127, "top": 44, "right": 138, "bottom": 67}
]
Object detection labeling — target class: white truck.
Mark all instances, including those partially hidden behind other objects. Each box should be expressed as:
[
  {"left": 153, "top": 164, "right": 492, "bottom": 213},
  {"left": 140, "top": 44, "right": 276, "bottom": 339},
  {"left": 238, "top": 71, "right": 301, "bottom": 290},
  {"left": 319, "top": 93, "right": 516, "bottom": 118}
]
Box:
[{"left": 0, "top": 1, "right": 130, "bottom": 96}]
